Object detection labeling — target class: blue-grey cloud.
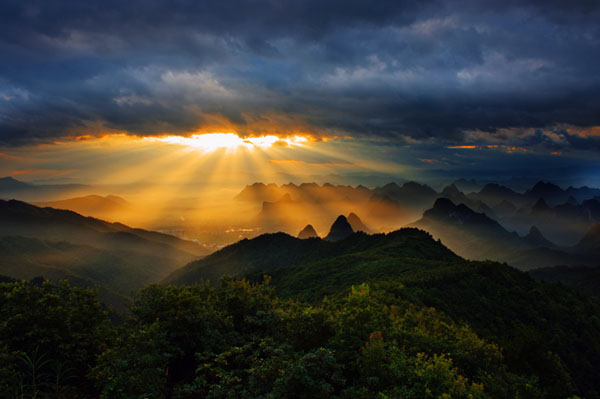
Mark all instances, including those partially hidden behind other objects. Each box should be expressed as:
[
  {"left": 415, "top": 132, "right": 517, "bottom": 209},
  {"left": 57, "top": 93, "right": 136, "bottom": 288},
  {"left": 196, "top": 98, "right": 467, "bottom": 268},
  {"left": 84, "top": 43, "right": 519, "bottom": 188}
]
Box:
[{"left": 0, "top": 0, "right": 599, "bottom": 149}]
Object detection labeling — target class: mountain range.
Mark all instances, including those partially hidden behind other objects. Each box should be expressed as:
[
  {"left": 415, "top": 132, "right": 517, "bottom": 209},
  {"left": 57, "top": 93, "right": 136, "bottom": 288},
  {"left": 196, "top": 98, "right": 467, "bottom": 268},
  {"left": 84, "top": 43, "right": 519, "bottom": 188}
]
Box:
[
  {"left": 409, "top": 197, "right": 599, "bottom": 270},
  {"left": 0, "top": 199, "right": 209, "bottom": 307},
  {"left": 237, "top": 179, "right": 600, "bottom": 242}
]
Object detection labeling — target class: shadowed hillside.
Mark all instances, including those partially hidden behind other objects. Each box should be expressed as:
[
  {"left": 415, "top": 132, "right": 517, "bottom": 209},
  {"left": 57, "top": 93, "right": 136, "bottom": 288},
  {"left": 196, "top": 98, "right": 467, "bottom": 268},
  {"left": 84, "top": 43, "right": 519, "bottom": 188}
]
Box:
[{"left": 164, "top": 225, "right": 600, "bottom": 398}]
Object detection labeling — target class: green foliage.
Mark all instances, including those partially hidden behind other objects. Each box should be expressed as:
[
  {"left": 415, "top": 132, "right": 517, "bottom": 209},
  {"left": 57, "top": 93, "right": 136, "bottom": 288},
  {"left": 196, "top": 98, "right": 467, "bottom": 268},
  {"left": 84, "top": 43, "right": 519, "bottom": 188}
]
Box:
[
  {"left": 91, "top": 279, "right": 527, "bottom": 399},
  {"left": 3, "top": 227, "right": 600, "bottom": 399},
  {"left": 0, "top": 280, "right": 110, "bottom": 398}
]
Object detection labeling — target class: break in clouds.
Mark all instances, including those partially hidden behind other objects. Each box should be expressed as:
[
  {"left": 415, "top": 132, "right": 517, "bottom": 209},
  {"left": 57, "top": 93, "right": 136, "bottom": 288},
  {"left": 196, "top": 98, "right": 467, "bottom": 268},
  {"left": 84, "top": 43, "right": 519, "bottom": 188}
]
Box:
[{"left": 0, "top": 0, "right": 599, "bottom": 152}]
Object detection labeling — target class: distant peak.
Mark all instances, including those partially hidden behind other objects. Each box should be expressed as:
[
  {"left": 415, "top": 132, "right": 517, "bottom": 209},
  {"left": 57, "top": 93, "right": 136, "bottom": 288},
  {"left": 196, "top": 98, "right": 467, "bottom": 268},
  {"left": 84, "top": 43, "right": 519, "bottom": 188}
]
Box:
[
  {"left": 441, "top": 184, "right": 460, "bottom": 196},
  {"left": 529, "top": 225, "right": 542, "bottom": 236},
  {"left": 433, "top": 197, "right": 457, "bottom": 211},
  {"left": 532, "top": 181, "right": 560, "bottom": 190},
  {"left": 566, "top": 195, "right": 578, "bottom": 205},
  {"left": 298, "top": 224, "right": 318, "bottom": 239},
  {"left": 347, "top": 212, "right": 371, "bottom": 233},
  {"left": 524, "top": 225, "right": 555, "bottom": 248},
  {"left": 532, "top": 198, "right": 550, "bottom": 212},
  {"left": 324, "top": 215, "right": 354, "bottom": 242}
]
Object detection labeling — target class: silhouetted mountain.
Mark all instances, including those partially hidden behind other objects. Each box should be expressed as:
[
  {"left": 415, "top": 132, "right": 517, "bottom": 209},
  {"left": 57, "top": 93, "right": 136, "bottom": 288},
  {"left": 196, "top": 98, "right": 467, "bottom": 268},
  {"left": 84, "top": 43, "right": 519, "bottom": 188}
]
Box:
[
  {"left": 452, "top": 178, "right": 482, "bottom": 193},
  {"left": 235, "top": 182, "right": 371, "bottom": 204},
  {"left": 324, "top": 215, "right": 354, "bottom": 241},
  {"left": 346, "top": 212, "right": 371, "bottom": 233},
  {"left": 0, "top": 199, "right": 215, "bottom": 309},
  {"left": 0, "top": 199, "right": 207, "bottom": 258},
  {"left": 373, "top": 181, "right": 437, "bottom": 204},
  {"left": 34, "top": 194, "right": 131, "bottom": 220},
  {"left": 234, "top": 182, "right": 283, "bottom": 202},
  {"left": 0, "top": 200, "right": 207, "bottom": 256},
  {"left": 297, "top": 224, "right": 318, "bottom": 239},
  {"left": 0, "top": 176, "right": 31, "bottom": 192},
  {"left": 0, "top": 177, "right": 90, "bottom": 201},
  {"left": 524, "top": 226, "right": 556, "bottom": 248},
  {"left": 409, "top": 197, "right": 523, "bottom": 260},
  {"left": 366, "top": 182, "right": 439, "bottom": 225},
  {"left": 565, "top": 186, "right": 600, "bottom": 203},
  {"left": 165, "top": 228, "right": 460, "bottom": 286},
  {"left": 531, "top": 198, "right": 552, "bottom": 215},
  {"left": 440, "top": 185, "right": 497, "bottom": 217},
  {"left": 471, "top": 183, "right": 524, "bottom": 206},
  {"left": 566, "top": 196, "right": 578, "bottom": 206},
  {"left": 526, "top": 181, "right": 568, "bottom": 205},
  {"left": 409, "top": 198, "right": 594, "bottom": 270},
  {"left": 441, "top": 184, "right": 461, "bottom": 198}
]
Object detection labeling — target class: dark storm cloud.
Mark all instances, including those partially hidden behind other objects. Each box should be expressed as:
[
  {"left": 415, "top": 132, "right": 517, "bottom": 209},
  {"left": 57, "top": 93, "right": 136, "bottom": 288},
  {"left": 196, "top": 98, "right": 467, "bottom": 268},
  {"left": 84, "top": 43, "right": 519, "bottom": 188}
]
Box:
[{"left": 0, "top": 0, "right": 599, "bottom": 147}]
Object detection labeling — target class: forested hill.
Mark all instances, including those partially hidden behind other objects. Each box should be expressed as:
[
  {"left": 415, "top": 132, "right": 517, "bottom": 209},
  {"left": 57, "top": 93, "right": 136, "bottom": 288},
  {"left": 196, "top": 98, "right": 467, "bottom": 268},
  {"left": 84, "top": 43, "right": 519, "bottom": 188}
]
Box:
[
  {"left": 166, "top": 227, "right": 600, "bottom": 399},
  {"left": 164, "top": 228, "right": 461, "bottom": 285}
]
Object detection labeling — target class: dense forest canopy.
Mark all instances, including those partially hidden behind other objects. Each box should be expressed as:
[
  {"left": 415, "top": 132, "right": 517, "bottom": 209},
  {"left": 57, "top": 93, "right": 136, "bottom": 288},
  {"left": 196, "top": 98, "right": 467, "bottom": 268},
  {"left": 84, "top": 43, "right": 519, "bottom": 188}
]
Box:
[{"left": 1, "top": 271, "right": 598, "bottom": 398}]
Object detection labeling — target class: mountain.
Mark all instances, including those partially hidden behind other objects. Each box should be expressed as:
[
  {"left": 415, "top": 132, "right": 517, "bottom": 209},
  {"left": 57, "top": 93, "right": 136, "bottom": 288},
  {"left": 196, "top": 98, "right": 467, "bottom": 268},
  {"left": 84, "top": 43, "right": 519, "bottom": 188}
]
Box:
[
  {"left": 531, "top": 198, "right": 552, "bottom": 215},
  {"left": 440, "top": 184, "right": 496, "bottom": 217},
  {"left": 452, "top": 178, "right": 482, "bottom": 193},
  {"left": 34, "top": 194, "right": 131, "bottom": 220},
  {"left": 471, "top": 183, "right": 525, "bottom": 207},
  {"left": 526, "top": 181, "right": 568, "bottom": 205},
  {"left": 0, "top": 200, "right": 210, "bottom": 301},
  {"left": 408, "top": 198, "right": 596, "bottom": 270},
  {"left": 234, "top": 182, "right": 281, "bottom": 202},
  {"left": 565, "top": 185, "right": 600, "bottom": 203},
  {"left": 367, "top": 181, "right": 439, "bottom": 227},
  {"left": 0, "top": 199, "right": 207, "bottom": 258},
  {"left": 0, "top": 177, "right": 89, "bottom": 201},
  {"left": 235, "top": 182, "right": 372, "bottom": 204},
  {"left": 524, "top": 225, "right": 556, "bottom": 248},
  {"left": 0, "top": 235, "right": 168, "bottom": 309},
  {"left": 164, "top": 227, "right": 600, "bottom": 398},
  {"left": 409, "top": 198, "right": 524, "bottom": 259},
  {"left": 164, "top": 228, "right": 461, "bottom": 286},
  {"left": 0, "top": 176, "right": 32, "bottom": 192},
  {"left": 164, "top": 232, "right": 326, "bottom": 284},
  {"left": 346, "top": 212, "right": 371, "bottom": 233},
  {"left": 297, "top": 224, "right": 318, "bottom": 239},
  {"left": 324, "top": 215, "right": 354, "bottom": 241},
  {"left": 371, "top": 181, "right": 438, "bottom": 206}
]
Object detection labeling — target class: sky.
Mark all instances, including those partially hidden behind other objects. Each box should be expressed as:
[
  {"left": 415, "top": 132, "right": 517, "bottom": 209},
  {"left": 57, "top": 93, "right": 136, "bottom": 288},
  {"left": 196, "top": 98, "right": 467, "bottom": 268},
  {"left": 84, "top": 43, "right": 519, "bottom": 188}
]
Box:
[{"left": 1, "top": 0, "right": 599, "bottom": 188}]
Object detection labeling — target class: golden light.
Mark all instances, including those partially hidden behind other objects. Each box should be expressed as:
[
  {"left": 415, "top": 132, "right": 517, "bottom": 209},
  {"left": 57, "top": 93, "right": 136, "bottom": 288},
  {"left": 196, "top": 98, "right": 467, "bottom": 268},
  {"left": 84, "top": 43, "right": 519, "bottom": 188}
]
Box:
[{"left": 146, "top": 133, "right": 309, "bottom": 153}]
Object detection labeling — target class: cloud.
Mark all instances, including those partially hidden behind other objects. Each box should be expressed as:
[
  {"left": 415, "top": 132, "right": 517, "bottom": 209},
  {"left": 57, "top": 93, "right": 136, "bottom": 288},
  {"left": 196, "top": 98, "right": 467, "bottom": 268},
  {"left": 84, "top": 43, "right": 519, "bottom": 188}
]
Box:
[{"left": 0, "top": 0, "right": 598, "bottom": 150}]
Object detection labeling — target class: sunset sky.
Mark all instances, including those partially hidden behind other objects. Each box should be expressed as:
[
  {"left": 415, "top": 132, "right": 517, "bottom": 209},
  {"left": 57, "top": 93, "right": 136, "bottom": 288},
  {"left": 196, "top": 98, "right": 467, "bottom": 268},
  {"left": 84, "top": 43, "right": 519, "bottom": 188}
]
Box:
[{"left": 1, "top": 0, "right": 599, "bottom": 188}]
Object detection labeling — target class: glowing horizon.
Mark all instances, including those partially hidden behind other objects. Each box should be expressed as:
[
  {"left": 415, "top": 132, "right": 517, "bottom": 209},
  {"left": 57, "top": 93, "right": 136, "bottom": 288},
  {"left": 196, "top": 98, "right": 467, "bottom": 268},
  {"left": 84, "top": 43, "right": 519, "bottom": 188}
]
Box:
[{"left": 146, "top": 133, "right": 309, "bottom": 153}]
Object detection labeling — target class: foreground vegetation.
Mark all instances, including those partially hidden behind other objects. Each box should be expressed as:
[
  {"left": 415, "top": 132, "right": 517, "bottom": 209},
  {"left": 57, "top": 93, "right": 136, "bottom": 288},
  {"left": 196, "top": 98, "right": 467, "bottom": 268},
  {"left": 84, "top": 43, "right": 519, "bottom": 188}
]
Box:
[{"left": 0, "top": 277, "right": 595, "bottom": 399}]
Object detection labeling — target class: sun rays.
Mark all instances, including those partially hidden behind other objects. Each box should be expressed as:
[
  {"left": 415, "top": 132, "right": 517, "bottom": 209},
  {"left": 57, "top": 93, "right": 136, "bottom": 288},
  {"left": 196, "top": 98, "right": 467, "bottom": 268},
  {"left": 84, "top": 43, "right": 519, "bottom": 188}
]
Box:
[{"left": 146, "top": 133, "right": 309, "bottom": 153}]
